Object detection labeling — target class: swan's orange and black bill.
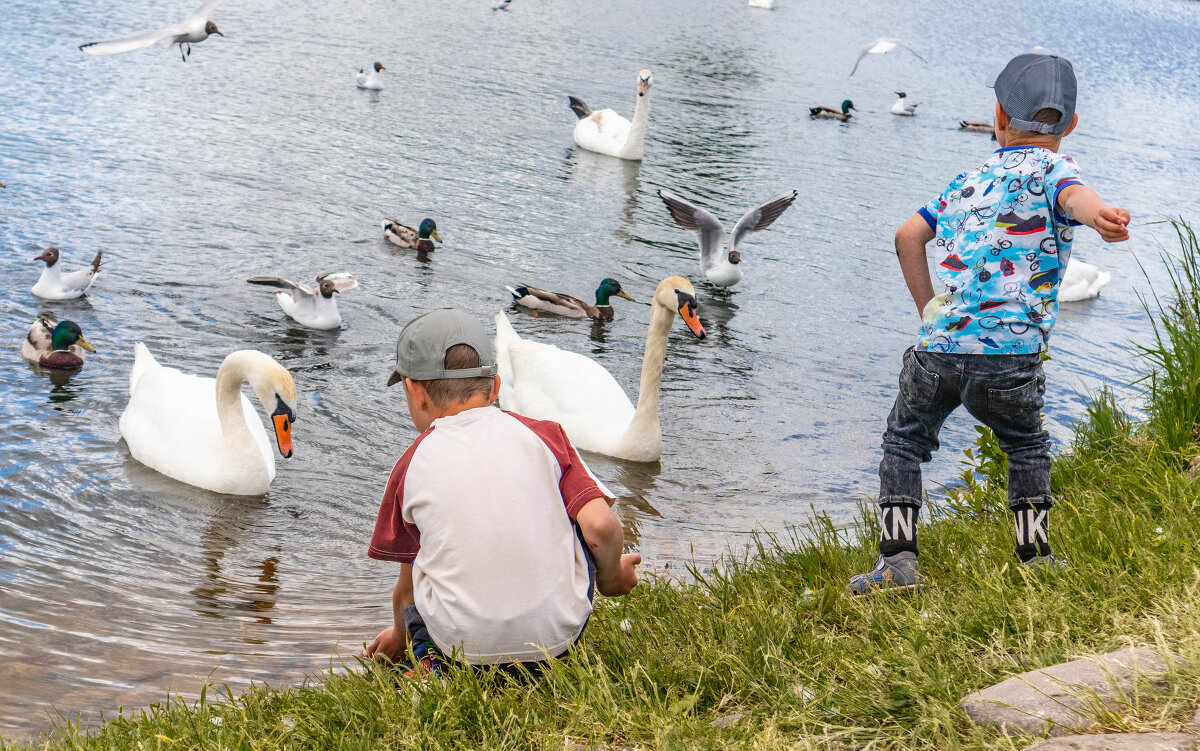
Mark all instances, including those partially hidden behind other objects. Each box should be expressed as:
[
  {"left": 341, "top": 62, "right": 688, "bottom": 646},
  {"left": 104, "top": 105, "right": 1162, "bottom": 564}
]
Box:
[
  {"left": 271, "top": 398, "right": 295, "bottom": 458},
  {"left": 675, "top": 290, "right": 706, "bottom": 339}
]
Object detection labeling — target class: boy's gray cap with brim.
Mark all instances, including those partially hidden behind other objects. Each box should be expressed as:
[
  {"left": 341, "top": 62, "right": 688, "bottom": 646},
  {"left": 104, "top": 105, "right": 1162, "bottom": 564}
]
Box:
[
  {"left": 986, "top": 52, "right": 1077, "bottom": 135},
  {"left": 386, "top": 308, "right": 497, "bottom": 386}
]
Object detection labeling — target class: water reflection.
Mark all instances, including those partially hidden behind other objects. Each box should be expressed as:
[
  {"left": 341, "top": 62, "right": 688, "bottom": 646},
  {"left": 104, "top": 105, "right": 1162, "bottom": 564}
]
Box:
[{"left": 190, "top": 495, "right": 279, "bottom": 631}]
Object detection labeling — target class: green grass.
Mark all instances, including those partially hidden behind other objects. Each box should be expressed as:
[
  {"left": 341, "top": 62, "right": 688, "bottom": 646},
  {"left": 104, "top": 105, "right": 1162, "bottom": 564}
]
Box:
[{"left": 11, "top": 222, "right": 1200, "bottom": 750}]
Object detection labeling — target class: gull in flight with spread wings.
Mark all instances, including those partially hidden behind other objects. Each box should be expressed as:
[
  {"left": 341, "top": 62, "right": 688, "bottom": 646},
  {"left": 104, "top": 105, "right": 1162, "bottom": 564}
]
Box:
[
  {"left": 849, "top": 38, "right": 927, "bottom": 76},
  {"left": 80, "top": 0, "right": 225, "bottom": 62}
]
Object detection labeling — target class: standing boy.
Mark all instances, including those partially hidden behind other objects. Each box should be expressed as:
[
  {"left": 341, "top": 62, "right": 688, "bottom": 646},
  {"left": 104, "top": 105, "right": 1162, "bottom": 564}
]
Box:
[
  {"left": 850, "top": 52, "right": 1130, "bottom": 594},
  {"left": 363, "top": 308, "right": 640, "bottom": 670}
]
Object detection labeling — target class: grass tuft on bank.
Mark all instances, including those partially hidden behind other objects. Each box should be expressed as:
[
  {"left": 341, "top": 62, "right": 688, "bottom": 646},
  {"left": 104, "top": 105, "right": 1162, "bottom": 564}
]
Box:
[{"left": 10, "top": 221, "right": 1200, "bottom": 750}]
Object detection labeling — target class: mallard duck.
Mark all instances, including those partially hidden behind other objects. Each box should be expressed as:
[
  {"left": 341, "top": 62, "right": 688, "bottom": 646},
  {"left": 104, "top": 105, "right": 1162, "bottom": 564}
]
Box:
[
  {"left": 568, "top": 70, "right": 653, "bottom": 161},
  {"left": 810, "top": 100, "right": 856, "bottom": 121},
  {"left": 31, "top": 248, "right": 102, "bottom": 300},
  {"left": 960, "top": 120, "right": 996, "bottom": 136},
  {"left": 247, "top": 272, "right": 358, "bottom": 330},
  {"left": 383, "top": 218, "right": 441, "bottom": 251},
  {"left": 119, "top": 344, "right": 298, "bottom": 495},
  {"left": 849, "top": 38, "right": 927, "bottom": 76},
  {"left": 22, "top": 317, "right": 96, "bottom": 370},
  {"left": 891, "top": 92, "right": 919, "bottom": 116},
  {"left": 356, "top": 62, "right": 386, "bottom": 90},
  {"left": 505, "top": 278, "right": 634, "bottom": 321},
  {"left": 495, "top": 276, "right": 706, "bottom": 463},
  {"left": 658, "top": 189, "right": 797, "bottom": 287}
]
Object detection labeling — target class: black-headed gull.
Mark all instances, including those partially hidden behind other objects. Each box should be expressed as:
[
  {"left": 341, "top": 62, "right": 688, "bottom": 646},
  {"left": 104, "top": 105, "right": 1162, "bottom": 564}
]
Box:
[
  {"left": 657, "top": 189, "right": 798, "bottom": 288},
  {"left": 356, "top": 62, "right": 386, "bottom": 90},
  {"left": 31, "top": 248, "right": 102, "bottom": 300},
  {"left": 891, "top": 92, "right": 919, "bottom": 115},
  {"left": 246, "top": 273, "right": 358, "bottom": 330},
  {"left": 80, "top": 0, "right": 225, "bottom": 62},
  {"left": 849, "top": 38, "right": 927, "bottom": 77}
]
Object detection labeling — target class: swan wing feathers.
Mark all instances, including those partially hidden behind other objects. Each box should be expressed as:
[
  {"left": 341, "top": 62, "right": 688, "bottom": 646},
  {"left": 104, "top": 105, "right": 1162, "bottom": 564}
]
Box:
[
  {"left": 573, "top": 109, "right": 631, "bottom": 154},
  {"left": 657, "top": 189, "right": 728, "bottom": 268},
  {"left": 730, "top": 190, "right": 798, "bottom": 253}
]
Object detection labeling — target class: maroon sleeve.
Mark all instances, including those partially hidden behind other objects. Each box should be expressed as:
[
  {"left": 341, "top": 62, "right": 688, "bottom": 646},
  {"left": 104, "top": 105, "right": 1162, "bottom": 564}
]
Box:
[
  {"left": 503, "top": 411, "right": 613, "bottom": 519},
  {"left": 367, "top": 434, "right": 429, "bottom": 563}
]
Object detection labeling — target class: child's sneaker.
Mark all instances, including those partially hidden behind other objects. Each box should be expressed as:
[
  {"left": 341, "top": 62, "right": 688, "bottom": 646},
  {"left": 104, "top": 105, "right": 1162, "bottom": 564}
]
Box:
[
  {"left": 1019, "top": 554, "right": 1066, "bottom": 572},
  {"left": 847, "top": 552, "right": 920, "bottom": 595}
]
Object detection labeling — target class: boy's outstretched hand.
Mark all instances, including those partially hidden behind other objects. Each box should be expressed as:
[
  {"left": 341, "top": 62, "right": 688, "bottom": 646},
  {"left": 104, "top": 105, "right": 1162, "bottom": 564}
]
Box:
[{"left": 1094, "top": 206, "right": 1131, "bottom": 243}]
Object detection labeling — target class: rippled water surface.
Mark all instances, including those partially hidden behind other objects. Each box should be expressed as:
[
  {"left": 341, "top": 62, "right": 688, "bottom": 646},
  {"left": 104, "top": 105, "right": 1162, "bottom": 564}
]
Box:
[{"left": 2, "top": 0, "right": 1199, "bottom": 736}]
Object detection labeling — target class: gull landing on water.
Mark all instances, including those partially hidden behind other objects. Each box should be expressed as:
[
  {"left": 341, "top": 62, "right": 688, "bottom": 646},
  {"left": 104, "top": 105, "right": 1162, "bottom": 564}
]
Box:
[
  {"left": 657, "top": 189, "right": 798, "bottom": 288},
  {"left": 80, "top": 0, "right": 224, "bottom": 61},
  {"left": 849, "top": 38, "right": 927, "bottom": 76},
  {"left": 247, "top": 273, "right": 358, "bottom": 330},
  {"left": 892, "top": 92, "right": 919, "bottom": 116}
]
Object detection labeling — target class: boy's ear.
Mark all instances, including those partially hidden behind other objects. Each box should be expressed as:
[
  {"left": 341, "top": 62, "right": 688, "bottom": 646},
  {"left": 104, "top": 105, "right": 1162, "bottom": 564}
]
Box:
[
  {"left": 994, "top": 102, "right": 1008, "bottom": 129},
  {"left": 489, "top": 375, "right": 501, "bottom": 404},
  {"left": 1061, "top": 112, "right": 1079, "bottom": 137}
]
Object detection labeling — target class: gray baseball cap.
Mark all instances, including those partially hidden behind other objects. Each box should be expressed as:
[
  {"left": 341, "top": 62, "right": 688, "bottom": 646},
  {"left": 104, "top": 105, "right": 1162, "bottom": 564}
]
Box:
[
  {"left": 986, "top": 52, "right": 1076, "bottom": 134},
  {"left": 386, "top": 308, "right": 496, "bottom": 387}
]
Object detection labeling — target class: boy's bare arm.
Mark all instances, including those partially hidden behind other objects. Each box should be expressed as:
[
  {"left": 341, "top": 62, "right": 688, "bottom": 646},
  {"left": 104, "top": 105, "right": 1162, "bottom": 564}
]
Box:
[
  {"left": 575, "top": 498, "right": 640, "bottom": 596},
  {"left": 1056, "top": 184, "right": 1130, "bottom": 242},
  {"left": 363, "top": 564, "right": 414, "bottom": 661},
  {"left": 896, "top": 213, "right": 937, "bottom": 315}
]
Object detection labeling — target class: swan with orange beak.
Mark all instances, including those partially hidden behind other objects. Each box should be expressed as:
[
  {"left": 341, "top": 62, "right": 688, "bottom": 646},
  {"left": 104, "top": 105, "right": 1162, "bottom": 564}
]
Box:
[{"left": 495, "top": 276, "right": 704, "bottom": 462}]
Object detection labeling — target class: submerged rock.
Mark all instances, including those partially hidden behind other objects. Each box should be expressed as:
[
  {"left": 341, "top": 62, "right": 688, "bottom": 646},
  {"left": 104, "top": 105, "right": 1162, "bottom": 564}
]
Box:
[{"left": 1020, "top": 733, "right": 1196, "bottom": 751}]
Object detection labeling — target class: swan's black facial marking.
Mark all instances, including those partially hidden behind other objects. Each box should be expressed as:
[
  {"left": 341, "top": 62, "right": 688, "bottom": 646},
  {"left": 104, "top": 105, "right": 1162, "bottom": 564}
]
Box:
[
  {"left": 674, "top": 289, "right": 706, "bottom": 339},
  {"left": 271, "top": 397, "right": 296, "bottom": 458}
]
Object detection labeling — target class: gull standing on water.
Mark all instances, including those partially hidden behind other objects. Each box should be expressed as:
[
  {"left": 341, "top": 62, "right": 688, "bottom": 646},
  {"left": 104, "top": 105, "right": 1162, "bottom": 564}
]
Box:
[
  {"left": 356, "top": 62, "right": 386, "bottom": 90},
  {"left": 891, "top": 91, "right": 919, "bottom": 115},
  {"left": 80, "top": 0, "right": 225, "bottom": 61},
  {"left": 849, "top": 38, "right": 927, "bottom": 76},
  {"left": 657, "top": 189, "right": 798, "bottom": 288}
]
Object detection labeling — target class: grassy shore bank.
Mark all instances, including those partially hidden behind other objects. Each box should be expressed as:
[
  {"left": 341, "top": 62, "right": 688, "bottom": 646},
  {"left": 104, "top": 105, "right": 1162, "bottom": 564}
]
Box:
[{"left": 11, "top": 223, "right": 1200, "bottom": 750}]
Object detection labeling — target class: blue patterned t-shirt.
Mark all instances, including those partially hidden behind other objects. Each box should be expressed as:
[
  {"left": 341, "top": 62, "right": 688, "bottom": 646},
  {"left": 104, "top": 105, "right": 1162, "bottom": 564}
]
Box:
[{"left": 916, "top": 146, "right": 1083, "bottom": 354}]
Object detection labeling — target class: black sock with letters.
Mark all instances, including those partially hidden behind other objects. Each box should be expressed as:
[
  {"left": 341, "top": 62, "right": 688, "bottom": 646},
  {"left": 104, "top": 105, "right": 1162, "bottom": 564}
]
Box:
[
  {"left": 878, "top": 503, "right": 920, "bottom": 557},
  {"left": 1012, "top": 501, "right": 1052, "bottom": 562}
]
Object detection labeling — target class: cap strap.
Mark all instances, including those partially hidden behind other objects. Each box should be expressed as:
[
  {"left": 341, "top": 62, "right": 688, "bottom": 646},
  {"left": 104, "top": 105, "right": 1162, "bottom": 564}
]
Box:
[
  {"left": 1007, "top": 118, "right": 1058, "bottom": 134},
  {"left": 441, "top": 365, "right": 496, "bottom": 378}
]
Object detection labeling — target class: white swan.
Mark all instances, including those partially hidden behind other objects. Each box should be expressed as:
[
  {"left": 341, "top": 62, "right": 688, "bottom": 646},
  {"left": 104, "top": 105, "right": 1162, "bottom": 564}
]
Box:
[
  {"left": 495, "top": 276, "right": 705, "bottom": 462},
  {"left": 119, "top": 344, "right": 299, "bottom": 496},
  {"left": 247, "top": 273, "right": 358, "bottom": 330},
  {"left": 356, "top": 62, "right": 385, "bottom": 90},
  {"left": 891, "top": 91, "right": 918, "bottom": 116},
  {"left": 32, "top": 248, "right": 102, "bottom": 300},
  {"left": 568, "top": 70, "right": 653, "bottom": 161},
  {"left": 1058, "top": 258, "right": 1112, "bottom": 302},
  {"left": 657, "top": 189, "right": 797, "bottom": 287},
  {"left": 748, "top": 0, "right": 774, "bottom": 8}
]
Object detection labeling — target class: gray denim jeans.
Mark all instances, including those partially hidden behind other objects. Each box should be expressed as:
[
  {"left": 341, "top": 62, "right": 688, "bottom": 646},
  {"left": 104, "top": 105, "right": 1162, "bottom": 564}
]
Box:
[{"left": 879, "top": 347, "right": 1051, "bottom": 509}]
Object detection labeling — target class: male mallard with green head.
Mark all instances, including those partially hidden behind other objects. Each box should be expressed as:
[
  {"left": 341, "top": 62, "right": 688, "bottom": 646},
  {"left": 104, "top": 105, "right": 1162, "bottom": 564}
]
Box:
[
  {"left": 810, "top": 100, "right": 857, "bottom": 121},
  {"left": 22, "top": 317, "right": 96, "bottom": 369},
  {"left": 506, "top": 278, "right": 635, "bottom": 321},
  {"left": 383, "top": 217, "right": 441, "bottom": 251}
]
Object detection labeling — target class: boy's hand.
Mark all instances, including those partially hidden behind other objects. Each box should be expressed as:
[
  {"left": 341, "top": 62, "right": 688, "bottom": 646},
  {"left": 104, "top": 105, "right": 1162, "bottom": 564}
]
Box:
[
  {"left": 597, "top": 553, "right": 641, "bottom": 596},
  {"left": 1093, "top": 207, "right": 1130, "bottom": 243},
  {"left": 363, "top": 626, "right": 406, "bottom": 662}
]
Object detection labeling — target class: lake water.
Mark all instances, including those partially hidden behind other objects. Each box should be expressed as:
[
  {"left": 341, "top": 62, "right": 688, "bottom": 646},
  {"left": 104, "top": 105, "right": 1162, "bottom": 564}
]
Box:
[{"left": 2, "top": 0, "right": 1199, "bottom": 737}]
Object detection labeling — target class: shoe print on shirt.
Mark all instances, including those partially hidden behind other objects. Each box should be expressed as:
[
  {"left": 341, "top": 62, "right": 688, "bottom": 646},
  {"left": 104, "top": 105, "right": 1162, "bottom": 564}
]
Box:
[
  {"left": 1005, "top": 214, "right": 1048, "bottom": 235},
  {"left": 1029, "top": 267, "right": 1060, "bottom": 292},
  {"left": 1000, "top": 257, "right": 1016, "bottom": 276},
  {"left": 940, "top": 254, "right": 968, "bottom": 270}
]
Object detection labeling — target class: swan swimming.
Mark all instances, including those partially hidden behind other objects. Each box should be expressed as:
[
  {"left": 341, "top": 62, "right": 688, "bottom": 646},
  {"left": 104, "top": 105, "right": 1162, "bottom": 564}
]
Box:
[
  {"left": 657, "top": 189, "right": 798, "bottom": 287},
  {"left": 1058, "top": 258, "right": 1112, "bottom": 302},
  {"left": 568, "top": 70, "right": 653, "bottom": 161},
  {"left": 495, "top": 276, "right": 705, "bottom": 463},
  {"left": 119, "top": 344, "right": 298, "bottom": 496}
]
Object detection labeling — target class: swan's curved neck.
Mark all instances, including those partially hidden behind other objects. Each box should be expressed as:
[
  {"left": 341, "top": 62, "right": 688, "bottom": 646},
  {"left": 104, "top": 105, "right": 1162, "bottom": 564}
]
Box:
[
  {"left": 624, "top": 90, "right": 651, "bottom": 158},
  {"left": 214, "top": 353, "right": 261, "bottom": 450},
  {"left": 620, "top": 300, "right": 673, "bottom": 449}
]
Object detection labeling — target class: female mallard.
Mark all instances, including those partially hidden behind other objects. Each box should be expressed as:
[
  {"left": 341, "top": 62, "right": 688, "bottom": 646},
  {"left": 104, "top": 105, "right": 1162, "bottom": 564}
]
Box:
[
  {"left": 959, "top": 120, "right": 997, "bottom": 139},
  {"left": 383, "top": 218, "right": 441, "bottom": 251},
  {"left": 22, "top": 317, "right": 96, "bottom": 369},
  {"left": 505, "top": 278, "right": 634, "bottom": 321},
  {"left": 810, "top": 100, "right": 856, "bottom": 121}
]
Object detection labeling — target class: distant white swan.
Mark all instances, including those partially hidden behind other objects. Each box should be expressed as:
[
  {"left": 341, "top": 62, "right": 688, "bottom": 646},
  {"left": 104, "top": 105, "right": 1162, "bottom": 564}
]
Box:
[
  {"left": 247, "top": 273, "right": 358, "bottom": 330},
  {"left": 568, "top": 70, "right": 653, "bottom": 161},
  {"left": 657, "top": 189, "right": 797, "bottom": 287},
  {"left": 31, "top": 248, "right": 102, "bottom": 300},
  {"left": 356, "top": 62, "right": 385, "bottom": 90},
  {"left": 119, "top": 344, "right": 298, "bottom": 496},
  {"left": 1059, "top": 259, "right": 1112, "bottom": 302}
]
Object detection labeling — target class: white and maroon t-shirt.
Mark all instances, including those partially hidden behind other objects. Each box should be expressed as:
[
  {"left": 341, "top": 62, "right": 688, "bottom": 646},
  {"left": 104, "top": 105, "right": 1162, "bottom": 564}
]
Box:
[{"left": 368, "top": 406, "right": 613, "bottom": 664}]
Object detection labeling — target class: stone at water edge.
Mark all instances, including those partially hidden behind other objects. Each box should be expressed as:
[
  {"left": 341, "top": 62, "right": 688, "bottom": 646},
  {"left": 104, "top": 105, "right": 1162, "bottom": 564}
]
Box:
[
  {"left": 1020, "top": 733, "right": 1196, "bottom": 751},
  {"left": 959, "top": 648, "right": 1175, "bottom": 737}
]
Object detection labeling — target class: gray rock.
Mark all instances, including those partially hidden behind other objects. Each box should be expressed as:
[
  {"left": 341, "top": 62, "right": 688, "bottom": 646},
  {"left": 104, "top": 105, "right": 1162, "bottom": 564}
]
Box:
[
  {"left": 1021, "top": 733, "right": 1196, "bottom": 751},
  {"left": 960, "top": 648, "right": 1173, "bottom": 737},
  {"left": 710, "top": 712, "right": 744, "bottom": 728}
]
